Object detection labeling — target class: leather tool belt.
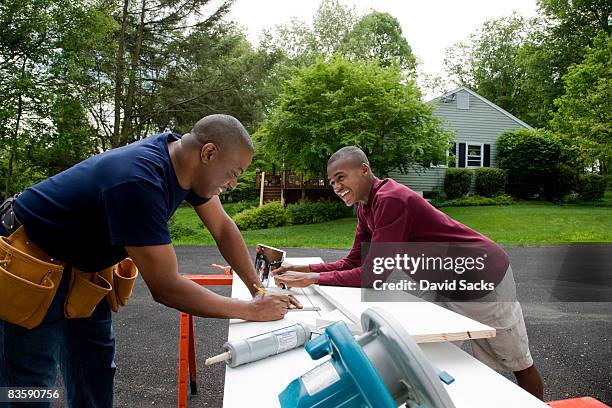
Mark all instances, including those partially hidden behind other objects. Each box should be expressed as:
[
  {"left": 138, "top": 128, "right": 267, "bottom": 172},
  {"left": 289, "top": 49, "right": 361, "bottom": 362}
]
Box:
[{"left": 0, "top": 226, "right": 138, "bottom": 329}]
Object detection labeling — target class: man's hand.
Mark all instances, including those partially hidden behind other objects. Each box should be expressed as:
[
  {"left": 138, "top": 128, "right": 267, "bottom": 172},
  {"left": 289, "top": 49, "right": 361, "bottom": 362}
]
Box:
[
  {"left": 246, "top": 293, "right": 301, "bottom": 321},
  {"left": 272, "top": 263, "right": 310, "bottom": 276},
  {"left": 274, "top": 272, "right": 319, "bottom": 289}
]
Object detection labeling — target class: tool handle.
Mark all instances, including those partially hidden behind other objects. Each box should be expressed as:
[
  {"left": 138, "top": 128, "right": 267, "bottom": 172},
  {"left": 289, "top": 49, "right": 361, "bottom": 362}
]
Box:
[{"left": 205, "top": 351, "right": 231, "bottom": 366}]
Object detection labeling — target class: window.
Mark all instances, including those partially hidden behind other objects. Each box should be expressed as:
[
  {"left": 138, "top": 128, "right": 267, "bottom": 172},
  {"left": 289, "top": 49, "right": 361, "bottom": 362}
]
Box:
[
  {"left": 466, "top": 144, "right": 482, "bottom": 167},
  {"left": 457, "top": 92, "right": 470, "bottom": 110}
]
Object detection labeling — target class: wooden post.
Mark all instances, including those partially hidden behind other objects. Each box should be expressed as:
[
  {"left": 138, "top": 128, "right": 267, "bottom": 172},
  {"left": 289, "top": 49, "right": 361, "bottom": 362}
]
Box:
[
  {"left": 280, "top": 171, "right": 285, "bottom": 206},
  {"left": 259, "top": 171, "right": 265, "bottom": 207}
]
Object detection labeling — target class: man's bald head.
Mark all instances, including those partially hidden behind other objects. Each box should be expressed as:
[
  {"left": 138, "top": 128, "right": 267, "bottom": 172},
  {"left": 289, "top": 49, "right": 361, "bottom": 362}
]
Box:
[
  {"left": 186, "top": 114, "right": 253, "bottom": 153},
  {"left": 328, "top": 146, "right": 370, "bottom": 169}
]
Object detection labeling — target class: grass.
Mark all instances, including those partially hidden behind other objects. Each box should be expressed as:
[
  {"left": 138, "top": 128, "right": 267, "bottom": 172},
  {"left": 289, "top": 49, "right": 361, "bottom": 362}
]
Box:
[{"left": 172, "top": 192, "right": 612, "bottom": 247}]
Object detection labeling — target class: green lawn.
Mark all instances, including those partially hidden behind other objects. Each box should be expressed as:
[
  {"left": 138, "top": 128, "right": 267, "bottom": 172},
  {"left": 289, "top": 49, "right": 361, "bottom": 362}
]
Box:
[{"left": 172, "top": 194, "right": 612, "bottom": 247}]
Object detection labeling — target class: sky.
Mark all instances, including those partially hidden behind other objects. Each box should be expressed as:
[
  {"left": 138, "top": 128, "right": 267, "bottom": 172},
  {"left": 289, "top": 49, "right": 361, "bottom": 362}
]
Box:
[{"left": 223, "top": 0, "right": 540, "bottom": 96}]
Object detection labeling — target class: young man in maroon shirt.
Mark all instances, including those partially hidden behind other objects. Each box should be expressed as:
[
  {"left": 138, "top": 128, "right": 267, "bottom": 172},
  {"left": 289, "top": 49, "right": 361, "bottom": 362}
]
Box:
[{"left": 274, "top": 146, "right": 544, "bottom": 399}]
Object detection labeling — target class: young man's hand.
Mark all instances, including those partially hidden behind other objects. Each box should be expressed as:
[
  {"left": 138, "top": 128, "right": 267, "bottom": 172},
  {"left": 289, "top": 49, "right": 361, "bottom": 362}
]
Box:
[
  {"left": 272, "top": 263, "right": 310, "bottom": 275},
  {"left": 274, "top": 272, "right": 319, "bottom": 289}
]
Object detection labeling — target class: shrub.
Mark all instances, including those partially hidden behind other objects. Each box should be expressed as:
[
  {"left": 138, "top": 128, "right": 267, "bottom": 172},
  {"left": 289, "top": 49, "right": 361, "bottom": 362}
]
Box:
[
  {"left": 233, "top": 202, "right": 291, "bottom": 230},
  {"left": 575, "top": 173, "right": 606, "bottom": 201},
  {"left": 223, "top": 200, "right": 259, "bottom": 217},
  {"left": 497, "top": 129, "right": 562, "bottom": 198},
  {"left": 474, "top": 168, "right": 506, "bottom": 197},
  {"left": 287, "top": 200, "right": 352, "bottom": 225},
  {"left": 430, "top": 194, "right": 514, "bottom": 208},
  {"left": 444, "top": 168, "right": 472, "bottom": 199},
  {"left": 168, "top": 214, "right": 198, "bottom": 240},
  {"left": 543, "top": 163, "right": 580, "bottom": 201},
  {"left": 220, "top": 185, "right": 259, "bottom": 203}
]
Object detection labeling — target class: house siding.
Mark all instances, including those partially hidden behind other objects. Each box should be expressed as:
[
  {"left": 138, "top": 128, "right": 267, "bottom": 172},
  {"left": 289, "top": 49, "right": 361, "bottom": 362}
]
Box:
[{"left": 389, "top": 89, "right": 529, "bottom": 192}]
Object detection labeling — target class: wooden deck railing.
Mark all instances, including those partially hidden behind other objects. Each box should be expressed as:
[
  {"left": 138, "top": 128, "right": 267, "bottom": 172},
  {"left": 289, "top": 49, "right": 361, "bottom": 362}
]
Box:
[{"left": 255, "top": 170, "right": 329, "bottom": 190}]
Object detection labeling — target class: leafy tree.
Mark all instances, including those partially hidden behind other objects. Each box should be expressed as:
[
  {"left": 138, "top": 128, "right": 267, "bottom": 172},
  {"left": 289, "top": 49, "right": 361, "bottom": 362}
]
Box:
[
  {"left": 106, "top": 0, "right": 234, "bottom": 147},
  {"left": 261, "top": 1, "right": 415, "bottom": 74},
  {"left": 444, "top": 14, "right": 538, "bottom": 125},
  {"left": 551, "top": 31, "right": 611, "bottom": 174},
  {"left": 261, "top": 0, "right": 357, "bottom": 65},
  {"left": 151, "top": 21, "right": 280, "bottom": 134},
  {"left": 255, "top": 57, "right": 451, "bottom": 177},
  {"left": 339, "top": 11, "right": 416, "bottom": 73},
  {"left": 444, "top": 0, "right": 612, "bottom": 129},
  {"left": 0, "top": 0, "right": 113, "bottom": 197}
]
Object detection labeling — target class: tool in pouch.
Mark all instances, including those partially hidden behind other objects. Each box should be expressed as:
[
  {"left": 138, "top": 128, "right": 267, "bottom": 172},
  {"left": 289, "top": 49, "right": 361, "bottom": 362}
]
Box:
[{"left": 0, "top": 224, "right": 138, "bottom": 329}]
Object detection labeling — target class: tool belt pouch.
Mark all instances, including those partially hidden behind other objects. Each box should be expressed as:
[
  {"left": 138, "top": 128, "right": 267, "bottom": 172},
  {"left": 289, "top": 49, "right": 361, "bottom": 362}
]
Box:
[
  {"left": 99, "top": 258, "right": 138, "bottom": 313},
  {"left": 0, "top": 227, "right": 64, "bottom": 329},
  {"left": 64, "top": 267, "right": 112, "bottom": 319}
]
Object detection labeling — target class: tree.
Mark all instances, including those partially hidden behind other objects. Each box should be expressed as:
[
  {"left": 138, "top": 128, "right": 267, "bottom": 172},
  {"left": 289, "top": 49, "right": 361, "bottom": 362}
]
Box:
[
  {"left": 150, "top": 21, "right": 281, "bottom": 134},
  {"left": 261, "top": 1, "right": 416, "bottom": 74},
  {"left": 444, "top": 1, "right": 612, "bottom": 129},
  {"left": 339, "top": 11, "right": 416, "bottom": 73},
  {"left": 0, "top": 0, "right": 113, "bottom": 197},
  {"left": 254, "top": 57, "right": 451, "bottom": 177},
  {"left": 551, "top": 31, "right": 611, "bottom": 174},
  {"left": 105, "top": 0, "right": 234, "bottom": 147},
  {"left": 444, "top": 14, "right": 539, "bottom": 125}
]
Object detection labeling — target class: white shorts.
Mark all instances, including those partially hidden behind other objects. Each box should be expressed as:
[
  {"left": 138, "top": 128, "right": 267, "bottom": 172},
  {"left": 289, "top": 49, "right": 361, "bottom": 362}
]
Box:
[{"left": 438, "top": 266, "right": 534, "bottom": 372}]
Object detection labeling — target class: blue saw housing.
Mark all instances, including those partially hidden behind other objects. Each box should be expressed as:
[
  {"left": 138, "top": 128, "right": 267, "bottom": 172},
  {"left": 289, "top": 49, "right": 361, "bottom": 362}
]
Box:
[
  {"left": 278, "top": 307, "right": 456, "bottom": 408},
  {"left": 279, "top": 320, "right": 396, "bottom": 408}
]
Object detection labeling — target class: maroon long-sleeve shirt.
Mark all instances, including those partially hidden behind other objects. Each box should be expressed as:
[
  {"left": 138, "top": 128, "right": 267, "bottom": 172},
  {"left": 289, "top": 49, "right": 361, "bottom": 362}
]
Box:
[{"left": 311, "top": 178, "right": 509, "bottom": 287}]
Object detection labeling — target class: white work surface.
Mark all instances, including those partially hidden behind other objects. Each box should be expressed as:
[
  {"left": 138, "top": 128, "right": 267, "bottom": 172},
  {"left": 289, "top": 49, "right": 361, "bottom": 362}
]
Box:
[{"left": 222, "top": 257, "right": 548, "bottom": 408}]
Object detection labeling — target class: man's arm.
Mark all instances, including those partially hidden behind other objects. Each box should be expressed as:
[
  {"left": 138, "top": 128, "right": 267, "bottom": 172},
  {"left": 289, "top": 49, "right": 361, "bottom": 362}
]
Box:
[
  {"left": 194, "top": 196, "right": 261, "bottom": 297},
  {"left": 126, "top": 243, "right": 291, "bottom": 321}
]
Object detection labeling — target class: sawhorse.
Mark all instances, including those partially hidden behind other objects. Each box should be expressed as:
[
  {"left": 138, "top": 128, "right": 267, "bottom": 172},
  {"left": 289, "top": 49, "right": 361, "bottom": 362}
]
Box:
[{"left": 177, "top": 270, "right": 233, "bottom": 408}]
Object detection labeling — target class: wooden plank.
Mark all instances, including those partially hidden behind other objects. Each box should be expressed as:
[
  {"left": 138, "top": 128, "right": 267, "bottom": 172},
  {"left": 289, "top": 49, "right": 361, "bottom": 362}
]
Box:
[{"left": 311, "top": 283, "right": 495, "bottom": 344}]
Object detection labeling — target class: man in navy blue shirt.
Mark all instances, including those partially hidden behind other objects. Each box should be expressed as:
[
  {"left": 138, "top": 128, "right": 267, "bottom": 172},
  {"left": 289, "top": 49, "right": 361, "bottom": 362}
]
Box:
[{"left": 0, "top": 114, "right": 298, "bottom": 407}]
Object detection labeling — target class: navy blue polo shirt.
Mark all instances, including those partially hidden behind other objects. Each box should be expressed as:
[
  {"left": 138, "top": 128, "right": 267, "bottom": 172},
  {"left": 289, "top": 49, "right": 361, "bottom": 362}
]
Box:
[{"left": 14, "top": 132, "right": 209, "bottom": 272}]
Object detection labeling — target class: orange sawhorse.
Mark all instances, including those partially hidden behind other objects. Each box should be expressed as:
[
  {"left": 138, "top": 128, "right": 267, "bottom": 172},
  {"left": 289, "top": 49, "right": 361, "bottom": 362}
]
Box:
[
  {"left": 177, "top": 268, "right": 233, "bottom": 408},
  {"left": 548, "top": 398, "right": 610, "bottom": 408}
]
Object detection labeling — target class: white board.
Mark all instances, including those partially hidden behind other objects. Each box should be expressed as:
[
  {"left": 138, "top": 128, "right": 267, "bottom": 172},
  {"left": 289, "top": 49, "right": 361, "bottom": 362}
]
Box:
[{"left": 312, "top": 283, "right": 495, "bottom": 343}]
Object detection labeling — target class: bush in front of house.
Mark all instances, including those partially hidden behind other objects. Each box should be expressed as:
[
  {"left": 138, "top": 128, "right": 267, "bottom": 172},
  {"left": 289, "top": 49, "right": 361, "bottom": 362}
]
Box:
[
  {"left": 444, "top": 168, "right": 472, "bottom": 199},
  {"left": 497, "top": 129, "right": 562, "bottom": 198},
  {"left": 287, "top": 200, "right": 352, "bottom": 225},
  {"left": 575, "top": 173, "right": 607, "bottom": 201},
  {"left": 474, "top": 168, "right": 506, "bottom": 197},
  {"left": 233, "top": 202, "right": 291, "bottom": 230},
  {"left": 430, "top": 194, "right": 514, "bottom": 208},
  {"left": 542, "top": 163, "right": 581, "bottom": 201}
]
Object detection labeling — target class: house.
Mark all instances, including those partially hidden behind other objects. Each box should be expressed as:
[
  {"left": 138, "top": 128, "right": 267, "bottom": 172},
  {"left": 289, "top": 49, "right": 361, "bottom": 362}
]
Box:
[{"left": 389, "top": 87, "right": 533, "bottom": 194}]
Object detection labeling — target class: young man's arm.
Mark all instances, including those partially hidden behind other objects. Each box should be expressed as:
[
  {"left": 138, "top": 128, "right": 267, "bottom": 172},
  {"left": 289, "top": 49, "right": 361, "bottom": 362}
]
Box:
[
  {"left": 274, "top": 211, "right": 371, "bottom": 288},
  {"left": 126, "top": 243, "right": 291, "bottom": 321},
  {"left": 276, "top": 197, "right": 412, "bottom": 288}
]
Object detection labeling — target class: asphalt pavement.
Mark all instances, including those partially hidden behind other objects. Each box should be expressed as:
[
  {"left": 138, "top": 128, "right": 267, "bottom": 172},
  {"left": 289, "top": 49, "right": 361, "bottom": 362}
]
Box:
[{"left": 51, "top": 244, "right": 611, "bottom": 407}]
